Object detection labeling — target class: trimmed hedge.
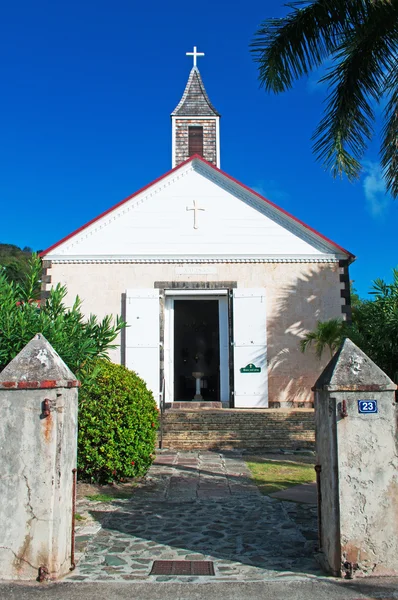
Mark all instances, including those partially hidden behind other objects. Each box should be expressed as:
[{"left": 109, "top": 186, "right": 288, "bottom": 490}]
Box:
[{"left": 77, "top": 360, "right": 159, "bottom": 482}]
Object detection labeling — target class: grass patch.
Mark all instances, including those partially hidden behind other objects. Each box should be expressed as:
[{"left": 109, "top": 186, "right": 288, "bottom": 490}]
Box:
[
  {"left": 85, "top": 491, "right": 132, "bottom": 502},
  {"left": 78, "top": 479, "right": 139, "bottom": 502},
  {"left": 74, "top": 513, "right": 85, "bottom": 521},
  {"left": 86, "top": 493, "right": 115, "bottom": 502},
  {"left": 246, "top": 457, "right": 316, "bottom": 495}
]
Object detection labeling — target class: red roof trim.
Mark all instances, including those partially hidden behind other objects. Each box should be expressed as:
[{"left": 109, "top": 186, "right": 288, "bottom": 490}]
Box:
[
  {"left": 195, "top": 155, "right": 354, "bottom": 259},
  {"left": 40, "top": 154, "right": 354, "bottom": 260},
  {"left": 39, "top": 156, "right": 196, "bottom": 258}
]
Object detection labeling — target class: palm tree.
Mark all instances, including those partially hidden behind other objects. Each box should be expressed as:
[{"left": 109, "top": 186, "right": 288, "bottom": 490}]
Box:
[
  {"left": 300, "top": 318, "right": 345, "bottom": 358},
  {"left": 251, "top": 0, "right": 398, "bottom": 198}
]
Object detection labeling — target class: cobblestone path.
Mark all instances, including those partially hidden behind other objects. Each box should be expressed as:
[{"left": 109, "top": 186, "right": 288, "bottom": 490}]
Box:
[{"left": 70, "top": 451, "right": 322, "bottom": 583}]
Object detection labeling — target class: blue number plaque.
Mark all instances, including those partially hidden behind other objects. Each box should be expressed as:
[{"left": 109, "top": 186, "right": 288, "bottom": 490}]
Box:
[{"left": 358, "top": 400, "right": 378, "bottom": 414}]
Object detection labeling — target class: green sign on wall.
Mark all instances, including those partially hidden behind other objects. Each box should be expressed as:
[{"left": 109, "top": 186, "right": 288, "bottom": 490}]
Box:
[{"left": 240, "top": 363, "right": 261, "bottom": 373}]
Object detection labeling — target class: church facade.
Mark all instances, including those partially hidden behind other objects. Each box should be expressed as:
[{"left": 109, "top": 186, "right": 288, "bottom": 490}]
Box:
[{"left": 40, "top": 51, "right": 354, "bottom": 409}]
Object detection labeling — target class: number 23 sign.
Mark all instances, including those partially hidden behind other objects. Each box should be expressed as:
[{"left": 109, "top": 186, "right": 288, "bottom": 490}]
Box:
[{"left": 358, "top": 400, "right": 378, "bottom": 414}]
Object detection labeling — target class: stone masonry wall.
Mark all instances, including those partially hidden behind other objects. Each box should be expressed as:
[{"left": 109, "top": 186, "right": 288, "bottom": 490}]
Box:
[{"left": 175, "top": 118, "right": 217, "bottom": 166}]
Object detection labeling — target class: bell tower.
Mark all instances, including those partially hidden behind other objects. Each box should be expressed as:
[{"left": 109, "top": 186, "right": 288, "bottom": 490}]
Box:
[{"left": 171, "top": 46, "right": 221, "bottom": 168}]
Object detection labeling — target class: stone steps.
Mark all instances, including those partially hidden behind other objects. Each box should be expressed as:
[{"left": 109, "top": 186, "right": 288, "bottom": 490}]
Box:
[
  {"left": 159, "top": 409, "right": 315, "bottom": 451},
  {"left": 169, "top": 401, "right": 222, "bottom": 410}
]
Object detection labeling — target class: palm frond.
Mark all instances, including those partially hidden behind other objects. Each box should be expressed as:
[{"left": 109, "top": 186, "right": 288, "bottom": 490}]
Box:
[
  {"left": 381, "top": 59, "right": 398, "bottom": 198},
  {"left": 312, "top": 0, "right": 398, "bottom": 180},
  {"left": 371, "top": 277, "right": 390, "bottom": 297},
  {"left": 300, "top": 318, "right": 345, "bottom": 359},
  {"left": 251, "top": 0, "right": 369, "bottom": 93}
]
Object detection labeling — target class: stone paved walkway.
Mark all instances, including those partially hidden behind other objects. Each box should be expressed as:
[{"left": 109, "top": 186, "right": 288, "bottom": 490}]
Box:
[{"left": 70, "top": 451, "right": 322, "bottom": 583}]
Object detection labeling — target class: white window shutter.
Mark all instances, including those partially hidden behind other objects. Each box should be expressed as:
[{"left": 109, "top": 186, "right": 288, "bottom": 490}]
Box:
[
  {"left": 233, "top": 289, "right": 268, "bottom": 408},
  {"left": 125, "top": 289, "right": 160, "bottom": 403}
]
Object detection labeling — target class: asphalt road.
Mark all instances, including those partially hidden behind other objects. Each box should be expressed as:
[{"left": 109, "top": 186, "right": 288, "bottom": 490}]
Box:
[{"left": 0, "top": 578, "right": 397, "bottom": 600}]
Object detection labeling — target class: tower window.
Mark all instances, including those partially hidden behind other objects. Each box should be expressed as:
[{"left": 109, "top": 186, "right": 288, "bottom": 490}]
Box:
[{"left": 188, "top": 126, "right": 203, "bottom": 157}]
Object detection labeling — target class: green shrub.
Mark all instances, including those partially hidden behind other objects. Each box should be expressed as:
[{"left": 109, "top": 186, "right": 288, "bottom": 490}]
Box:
[
  {"left": 78, "top": 360, "right": 159, "bottom": 483},
  {"left": 0, "top": 254, "right": 125, "bottom": 376}
]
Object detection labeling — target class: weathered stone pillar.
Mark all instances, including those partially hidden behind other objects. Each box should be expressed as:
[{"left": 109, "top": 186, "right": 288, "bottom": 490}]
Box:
[
  {"left": 313, "top": 338, "right": 398, "bottom": 577},
  {"left": 0, "top": 334, "right": 79, "bottom": 580}
]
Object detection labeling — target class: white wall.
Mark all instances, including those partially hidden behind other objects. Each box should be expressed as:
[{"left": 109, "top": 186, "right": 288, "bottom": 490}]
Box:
[{"left": 46, "top": 260, "right": 344, "bottom": 406}]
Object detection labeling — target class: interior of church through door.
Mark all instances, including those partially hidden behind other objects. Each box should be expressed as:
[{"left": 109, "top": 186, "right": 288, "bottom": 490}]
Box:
[{"left": 173, "top": 300, "right": 220, "bottom": 401}]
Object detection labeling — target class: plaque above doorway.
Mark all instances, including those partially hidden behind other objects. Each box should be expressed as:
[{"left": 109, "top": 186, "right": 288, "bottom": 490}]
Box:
[{"left": 175, "top": 266, "right": 218, "bottom": 275}]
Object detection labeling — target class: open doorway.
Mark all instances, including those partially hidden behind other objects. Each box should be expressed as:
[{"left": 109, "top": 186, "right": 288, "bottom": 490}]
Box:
[
  {"left": 164, "top": 292, "right": 230, "bottom": 404},
  {"left": 174, "top": 300, "right": 220, "bottom": 401}
]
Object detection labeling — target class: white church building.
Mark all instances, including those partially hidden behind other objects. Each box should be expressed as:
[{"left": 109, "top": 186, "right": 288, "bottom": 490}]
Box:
[{"left": 41, "top": 48, "right": 354, "bottom": 410}]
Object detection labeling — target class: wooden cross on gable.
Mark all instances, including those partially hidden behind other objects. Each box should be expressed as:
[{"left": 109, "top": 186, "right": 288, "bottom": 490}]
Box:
[
  {"left": 186, "top": 199, "right": 205, "bottom": 229},
  {"left": 186, "top": 46, "right": 205, "bottom": 67}
]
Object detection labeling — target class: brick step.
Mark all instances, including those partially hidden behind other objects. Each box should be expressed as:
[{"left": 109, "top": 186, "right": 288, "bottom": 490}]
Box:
[
  {"left": 163, "top": 435, "right": 314, "bottom": 440},
  {"left": 161, "top": 424, "right": 315, "bottom": 428},
  {"left": 161, "top": 441, "right": 314, "bottom": 450},
  {"left": 163, "top": 422, "right": 314, "bottom": 431},
  {"left": 161, "top": 436, "right": 314, "bottom": 442},
  {"left": 161, "top": 441, "right": 314, "bottom": 446},
  {"left": 170, "top": 402, "right": 223, "bottom": 410},
  {"left": 163, "top": 422, "right": 313, "bottom": 426},
  {"left": 160, "top": 431, "right": 315, "bottom": 440},
  {"left": 158, "top": 409, "right": 315, "bottom": 450},
  {"left": 162, "top": 421, "right": 315, "bottom": 427},
  {"left": 161, "top": 436, "right": 314, "bottom": 441},
  {"left": 164, "top": 412, "right": 314, "bottom": 424},
  {"left": 165, "top": 406, "right": 314, "bottom": 419},
  {"left": 161, "top": 432, "right": 314, "bottom": 436},
  {"left": 161, "top": 441, "right": 314, "bottom": 447}
]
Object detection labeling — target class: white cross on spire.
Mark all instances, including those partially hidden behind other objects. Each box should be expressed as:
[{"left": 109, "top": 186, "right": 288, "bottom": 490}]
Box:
[{"left": 186, "top": 45, "right": 205, "bottom": 68}]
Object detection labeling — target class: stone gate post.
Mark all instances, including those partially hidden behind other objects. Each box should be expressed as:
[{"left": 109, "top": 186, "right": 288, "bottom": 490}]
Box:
[
  {"left": 313, "top": 338, "right": 398, "bottom": 577},
  {"left": 0, "top": 334, "right": 79, "bottom": 580}
]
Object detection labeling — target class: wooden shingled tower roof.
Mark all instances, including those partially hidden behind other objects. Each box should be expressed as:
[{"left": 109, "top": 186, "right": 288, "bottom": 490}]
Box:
[{"left": 171, "top": 66, "right": 220, "bottom": 117}]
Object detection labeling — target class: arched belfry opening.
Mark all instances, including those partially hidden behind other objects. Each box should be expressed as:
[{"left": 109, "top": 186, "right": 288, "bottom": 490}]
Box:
[{"left": 171, "top": 46, "right": 221, "bottom": 168}]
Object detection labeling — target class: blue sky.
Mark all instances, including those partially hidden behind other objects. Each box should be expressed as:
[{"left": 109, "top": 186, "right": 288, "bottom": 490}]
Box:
[{"left": 0, "top": 0, "right": 396, "bottom": 297}]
